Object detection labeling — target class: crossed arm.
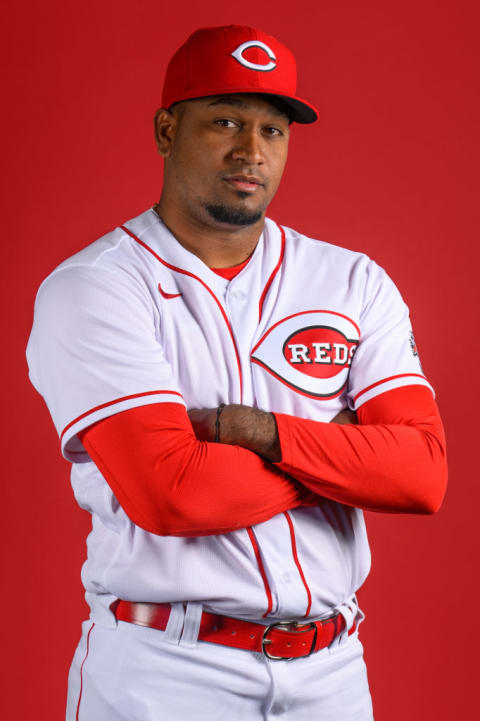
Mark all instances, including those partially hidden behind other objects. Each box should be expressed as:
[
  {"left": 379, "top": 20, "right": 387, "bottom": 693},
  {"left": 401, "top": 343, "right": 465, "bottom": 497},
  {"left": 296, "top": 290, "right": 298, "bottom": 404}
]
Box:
[
  {"left": 80, "top": 385, "right": 447, "bottom": 537},
  {"left": 189, "top": 386, "right": 447, "bottom": 513},
  {"left": 187, "top": 404, "right": 356, "bottom": 461}
]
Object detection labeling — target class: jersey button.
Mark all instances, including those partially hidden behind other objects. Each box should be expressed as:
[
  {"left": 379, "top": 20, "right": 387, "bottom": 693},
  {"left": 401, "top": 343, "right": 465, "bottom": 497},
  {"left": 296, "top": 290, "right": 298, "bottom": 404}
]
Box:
[{"left": 230, "top": 290, "right": 246, "bottom": 301}]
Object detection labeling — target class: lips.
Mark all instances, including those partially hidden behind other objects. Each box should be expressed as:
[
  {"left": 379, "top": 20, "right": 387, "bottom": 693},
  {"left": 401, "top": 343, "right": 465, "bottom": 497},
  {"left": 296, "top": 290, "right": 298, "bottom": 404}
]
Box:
[{"left": 223, "top": 174, "right": 265, "bottom": 192}]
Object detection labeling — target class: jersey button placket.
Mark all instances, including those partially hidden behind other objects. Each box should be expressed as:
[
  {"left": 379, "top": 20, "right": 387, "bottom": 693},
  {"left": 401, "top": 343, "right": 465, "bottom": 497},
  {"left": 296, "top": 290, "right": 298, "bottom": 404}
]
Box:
[{"left": 225, "top": 284, "right": 255, "bottom": 405}]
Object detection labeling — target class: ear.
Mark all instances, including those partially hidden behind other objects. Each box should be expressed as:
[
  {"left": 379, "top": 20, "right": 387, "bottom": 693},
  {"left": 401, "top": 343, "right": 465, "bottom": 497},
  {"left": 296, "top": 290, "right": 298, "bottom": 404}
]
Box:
[{"left": 154, "top": 108, "right": 177, "bottom": 157}]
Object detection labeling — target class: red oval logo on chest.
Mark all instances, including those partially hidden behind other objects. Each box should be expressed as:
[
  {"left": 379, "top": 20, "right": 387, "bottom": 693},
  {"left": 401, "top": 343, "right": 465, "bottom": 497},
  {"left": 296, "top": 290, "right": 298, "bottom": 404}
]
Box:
[{"left": 282, "top": 326, "right": 358, "bottom": 378}]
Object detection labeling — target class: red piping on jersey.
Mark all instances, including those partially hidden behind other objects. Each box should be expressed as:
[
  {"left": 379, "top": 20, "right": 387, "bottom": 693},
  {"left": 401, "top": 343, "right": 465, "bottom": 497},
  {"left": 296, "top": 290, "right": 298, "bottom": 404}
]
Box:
[
  {"left": 353, "top": 373, "right": 429, "bottom": 402},
  {"left": 120, "top": 225, "right": 243, "bottom": 401},
  {"left": 246, "top": 527, "right": 273, "bottom": 618},
  {"left": 60, "top": 390, "right": 183, "bottom": 440},
  {"left": 158, "top": 282, "right": 182, "bottom": 299},
  {"left": 76, "top": 622, "right": 95, "bottom": 721},
  {"left": 250, "top": 356, "right": 347, "bottom": 401},
  {"left": 283, "top": 512, "right": 312, "bottom": 617},
  {"left": 251, "top": 309, "right": 361, "bottom": 356},
  {"left": 258, "top": 225, "right": 286, "bottom": 322}
]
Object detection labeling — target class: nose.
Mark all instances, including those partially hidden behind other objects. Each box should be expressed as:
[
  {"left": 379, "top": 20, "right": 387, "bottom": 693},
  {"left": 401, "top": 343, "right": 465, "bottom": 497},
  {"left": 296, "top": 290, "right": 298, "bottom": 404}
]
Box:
[{"left": 230, "top": 128, "right": 265, "bottom": 164}]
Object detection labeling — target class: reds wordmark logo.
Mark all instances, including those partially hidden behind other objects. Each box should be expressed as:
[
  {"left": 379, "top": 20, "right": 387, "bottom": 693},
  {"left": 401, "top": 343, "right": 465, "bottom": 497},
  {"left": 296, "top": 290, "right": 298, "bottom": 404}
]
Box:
[{"left": 251, "top": 311, "right": 360, "bottom": 398}]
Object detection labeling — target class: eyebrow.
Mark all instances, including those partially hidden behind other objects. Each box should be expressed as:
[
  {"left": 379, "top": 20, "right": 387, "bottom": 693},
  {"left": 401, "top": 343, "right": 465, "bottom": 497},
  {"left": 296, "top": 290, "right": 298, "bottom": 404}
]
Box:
[{"left": 206, "top": 95, "right": 287, "bottom": 119}]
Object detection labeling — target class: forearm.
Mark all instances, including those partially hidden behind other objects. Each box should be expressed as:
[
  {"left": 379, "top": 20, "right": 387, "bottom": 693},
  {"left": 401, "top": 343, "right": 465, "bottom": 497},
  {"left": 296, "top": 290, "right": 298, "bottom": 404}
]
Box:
[
  {"left": 216, "top": 405, "right": 282, "bottom": 461},
  {"left": 80, "top": 402, "right": 315, "bottom": 537},
  {"left": 274, "top": 414, "right": 446, "bottom": 513},
  {"left": 215, "top": 387, "right": 448, "bottom": 514},
  {"left": 214, "top": 404, "right": 355, "bottom": 462}
]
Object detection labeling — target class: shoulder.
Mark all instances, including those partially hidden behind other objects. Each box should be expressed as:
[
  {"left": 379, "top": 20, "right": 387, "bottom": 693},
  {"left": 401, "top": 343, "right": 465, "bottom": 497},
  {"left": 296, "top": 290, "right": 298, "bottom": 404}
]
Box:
[
  {"left": 30, "top": 212, "right": 163, "bottom": 343},
  {"left": 34, "top": 209, "right": 159, "bottom": 305},
  {"left": 272, "top": 221, "right": 405, "bottom": 315},
  {"left": 278, "top": 222, "right": 372, "bottom": 271},
  {"left": 277, "top": 221, "right": 390, "bottom": 287}
]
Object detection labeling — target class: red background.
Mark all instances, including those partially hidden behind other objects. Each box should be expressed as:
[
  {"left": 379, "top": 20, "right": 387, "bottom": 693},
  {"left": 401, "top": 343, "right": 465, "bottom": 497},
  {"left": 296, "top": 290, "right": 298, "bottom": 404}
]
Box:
[{"left": 2, "top": 1, "right": 478, "bottom": 718}]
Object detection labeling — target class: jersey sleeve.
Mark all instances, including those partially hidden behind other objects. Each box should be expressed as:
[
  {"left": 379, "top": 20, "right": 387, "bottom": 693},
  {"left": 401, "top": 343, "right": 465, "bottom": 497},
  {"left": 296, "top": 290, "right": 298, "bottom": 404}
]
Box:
[
  {"left": 26, "top": 264, "right": 183, "bottom": 462},
  {"left": 347, "top": 260, "right": 433, "bottom": 409}
]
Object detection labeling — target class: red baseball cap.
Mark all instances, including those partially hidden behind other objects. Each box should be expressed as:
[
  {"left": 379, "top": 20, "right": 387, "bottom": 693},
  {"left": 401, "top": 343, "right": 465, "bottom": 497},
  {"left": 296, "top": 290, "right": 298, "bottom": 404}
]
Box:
[{"left": 161, "top": 25, "right": 319, "bottom": 124}]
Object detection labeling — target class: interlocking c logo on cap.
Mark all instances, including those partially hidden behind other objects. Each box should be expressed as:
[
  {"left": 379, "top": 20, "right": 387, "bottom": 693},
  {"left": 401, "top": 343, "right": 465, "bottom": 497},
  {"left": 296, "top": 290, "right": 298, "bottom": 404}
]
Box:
[{"left": 231, "top": 41, "right": 277, "bottom": 72}]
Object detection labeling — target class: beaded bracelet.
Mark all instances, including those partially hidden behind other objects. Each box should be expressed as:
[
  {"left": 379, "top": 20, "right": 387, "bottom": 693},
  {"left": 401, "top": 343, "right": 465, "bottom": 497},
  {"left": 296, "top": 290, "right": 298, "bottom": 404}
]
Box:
[{"left": 215, "top": 403, "right": 226, "bottom": 443}]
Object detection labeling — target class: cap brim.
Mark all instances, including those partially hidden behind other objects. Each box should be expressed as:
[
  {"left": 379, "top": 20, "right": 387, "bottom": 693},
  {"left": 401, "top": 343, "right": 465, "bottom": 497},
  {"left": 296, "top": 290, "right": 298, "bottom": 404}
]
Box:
[
  {"left": 169, "top": 88, "right": 319, "bottom": 124},
  {"left": 254, "top": 91, "right": 319, "bottom": 124}
]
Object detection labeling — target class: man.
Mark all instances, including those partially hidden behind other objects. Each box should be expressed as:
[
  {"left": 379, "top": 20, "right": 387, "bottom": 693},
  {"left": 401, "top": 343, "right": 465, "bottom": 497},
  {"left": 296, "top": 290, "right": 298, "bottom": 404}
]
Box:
[{"left": 27, "top": 24, "right": 447, "bottom": 721}]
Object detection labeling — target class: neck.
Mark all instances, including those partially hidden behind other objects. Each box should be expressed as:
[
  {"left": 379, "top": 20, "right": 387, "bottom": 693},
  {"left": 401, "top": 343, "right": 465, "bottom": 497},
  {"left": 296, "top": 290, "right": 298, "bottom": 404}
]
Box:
[{"left": 153, "top": 199, "right": 264, "bottom": 268}]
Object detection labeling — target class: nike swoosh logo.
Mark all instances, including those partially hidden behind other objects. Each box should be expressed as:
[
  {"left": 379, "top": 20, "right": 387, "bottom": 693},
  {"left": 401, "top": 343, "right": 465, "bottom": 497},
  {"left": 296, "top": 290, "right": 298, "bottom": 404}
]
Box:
[{"left": 158, "top": 282, "right": 182, "bottom": 300}]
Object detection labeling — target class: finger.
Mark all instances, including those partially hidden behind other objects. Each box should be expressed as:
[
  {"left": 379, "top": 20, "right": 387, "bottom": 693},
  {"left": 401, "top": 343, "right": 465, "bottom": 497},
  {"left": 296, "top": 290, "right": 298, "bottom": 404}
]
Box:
[{"left": 330, "top": 409, "right": 358, "bottom": 425}]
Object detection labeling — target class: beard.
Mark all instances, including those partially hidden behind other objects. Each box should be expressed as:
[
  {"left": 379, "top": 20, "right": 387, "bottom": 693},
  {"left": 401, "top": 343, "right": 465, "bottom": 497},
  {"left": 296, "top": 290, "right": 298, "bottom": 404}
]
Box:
[{"left": 201, "top": 198, "right": 263, "bottom": 227}]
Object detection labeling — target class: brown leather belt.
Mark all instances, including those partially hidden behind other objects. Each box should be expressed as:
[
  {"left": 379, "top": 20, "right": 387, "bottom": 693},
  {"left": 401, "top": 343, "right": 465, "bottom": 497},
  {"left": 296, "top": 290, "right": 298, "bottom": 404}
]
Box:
[{"left": 114, "top": 601, "right": 356, "bottom": 660}]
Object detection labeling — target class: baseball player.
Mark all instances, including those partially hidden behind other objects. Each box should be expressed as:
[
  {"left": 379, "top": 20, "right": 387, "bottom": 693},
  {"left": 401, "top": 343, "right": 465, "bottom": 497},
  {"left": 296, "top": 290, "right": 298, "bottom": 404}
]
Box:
[{"left": 26, "top": 24, "right": 447, "bottom": 721}]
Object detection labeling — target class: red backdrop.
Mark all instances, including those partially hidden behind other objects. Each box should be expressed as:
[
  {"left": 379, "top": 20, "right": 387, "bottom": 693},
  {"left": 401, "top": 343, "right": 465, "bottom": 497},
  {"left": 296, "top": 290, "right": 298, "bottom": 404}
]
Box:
[{"left": 3, "top": 1, "right": 478, "bottom": 718}]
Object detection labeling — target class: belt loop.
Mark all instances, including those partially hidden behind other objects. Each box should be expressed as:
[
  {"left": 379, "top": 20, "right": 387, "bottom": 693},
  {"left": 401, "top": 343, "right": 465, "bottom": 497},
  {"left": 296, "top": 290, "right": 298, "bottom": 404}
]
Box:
[
  {"left": 179, "top": 602, "right": 203, "bottom": 648},
  {"left": 330, "top": 595, "right": 360, "bottom": 649},
  {"left": 162, "top": 602, "right": 186, "bottom": 645}
]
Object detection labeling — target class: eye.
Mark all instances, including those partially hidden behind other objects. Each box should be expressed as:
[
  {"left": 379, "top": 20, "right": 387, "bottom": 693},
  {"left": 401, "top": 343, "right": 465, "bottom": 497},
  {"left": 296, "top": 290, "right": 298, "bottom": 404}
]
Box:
[
  {"left": 214, "top": 118, "right": 239, "bottom": 128},
  {"left": 263, "top": 126, "right": 284, "bottom": 137}
]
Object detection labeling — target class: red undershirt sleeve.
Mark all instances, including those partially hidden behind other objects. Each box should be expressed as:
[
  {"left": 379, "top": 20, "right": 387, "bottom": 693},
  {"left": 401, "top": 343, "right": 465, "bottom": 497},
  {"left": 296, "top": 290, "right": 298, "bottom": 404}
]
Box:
[
  {"left": 81, "top": 385, "right": 447, "bottom": 538},
  {"left": 79, "top": 403, "right": 315, "bottom": 537},
  {"left": 273, "top": 385, "right": 448, "bottom": 514}
]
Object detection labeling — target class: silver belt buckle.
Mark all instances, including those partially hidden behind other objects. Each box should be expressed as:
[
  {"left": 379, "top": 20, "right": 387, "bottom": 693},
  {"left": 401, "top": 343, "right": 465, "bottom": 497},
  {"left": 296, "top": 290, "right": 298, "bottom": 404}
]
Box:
[{"left": 261, "top": 620, "right": 318, "bottom": 661}]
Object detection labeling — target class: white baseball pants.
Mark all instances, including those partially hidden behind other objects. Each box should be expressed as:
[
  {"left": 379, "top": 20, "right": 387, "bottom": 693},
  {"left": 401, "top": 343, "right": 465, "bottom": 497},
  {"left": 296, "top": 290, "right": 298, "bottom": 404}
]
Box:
[{"left": 67, "top": 613, "right": 374, "bottom": 720}]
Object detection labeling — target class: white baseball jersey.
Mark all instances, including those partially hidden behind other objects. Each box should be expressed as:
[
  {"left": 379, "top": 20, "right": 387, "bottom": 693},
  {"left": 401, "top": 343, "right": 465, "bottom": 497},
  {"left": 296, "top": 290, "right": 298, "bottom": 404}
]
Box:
[{"left": 27, "top": 209, "right": 431, "bottom": 627}]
